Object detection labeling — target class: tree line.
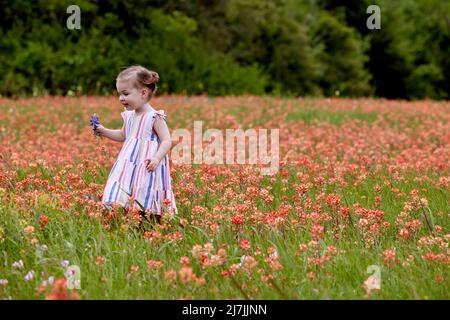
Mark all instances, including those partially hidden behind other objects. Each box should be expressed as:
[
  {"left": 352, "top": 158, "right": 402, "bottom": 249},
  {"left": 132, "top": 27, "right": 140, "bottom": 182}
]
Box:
[{"left": 0, "top": 0, "right": 448, "bottom": 99}]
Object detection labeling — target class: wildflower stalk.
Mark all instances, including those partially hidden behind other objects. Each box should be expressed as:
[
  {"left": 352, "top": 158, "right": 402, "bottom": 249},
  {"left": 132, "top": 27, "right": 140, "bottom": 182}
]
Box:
[
  {"left": 229, "top": 274, "right": 250, "bottom": 300},
  {"left": 268, "top": 277, "right": 293, "bottom": 299},
  {"left": 342, "top": 191, "right": 355, "bottom": 228},
  {"left": 418, "top": 199, "right": 435, "bottom": 236}
]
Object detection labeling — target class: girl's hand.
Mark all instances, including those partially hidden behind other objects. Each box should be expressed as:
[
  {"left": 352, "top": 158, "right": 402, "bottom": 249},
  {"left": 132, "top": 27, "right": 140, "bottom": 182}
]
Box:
[
  {"left": 93, "top": 124, "right": 105, "bottom": 136},
  {"left": 145, "top": 157, "right": 160, "bottom": 172}
]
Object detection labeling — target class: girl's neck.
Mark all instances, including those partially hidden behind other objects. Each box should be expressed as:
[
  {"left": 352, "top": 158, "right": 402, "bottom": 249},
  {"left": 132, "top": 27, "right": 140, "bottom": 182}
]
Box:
[{"left": 134, "top": 102, "right": 154, "bottom": 115}]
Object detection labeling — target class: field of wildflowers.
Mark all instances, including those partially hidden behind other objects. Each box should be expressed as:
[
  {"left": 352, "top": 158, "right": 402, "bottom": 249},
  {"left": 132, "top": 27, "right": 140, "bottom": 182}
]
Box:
[{"left": 0, "top": 96, "right": 448, "bottom": 299}]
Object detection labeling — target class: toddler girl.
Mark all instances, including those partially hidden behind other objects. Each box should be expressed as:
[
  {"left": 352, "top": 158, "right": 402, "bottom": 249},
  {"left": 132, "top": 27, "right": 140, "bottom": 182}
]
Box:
[{"left": 93, "top": 65, "right": 178, "bottom": 223}]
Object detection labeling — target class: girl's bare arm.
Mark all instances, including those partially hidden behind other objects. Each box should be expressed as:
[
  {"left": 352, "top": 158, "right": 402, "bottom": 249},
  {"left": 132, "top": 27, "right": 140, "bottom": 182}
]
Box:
[
  {"left": 94, "top": 124, "right": 125, "bottom": 142},
  {"left": 151, "top": 116, "right": 172, "bottom": 162}
]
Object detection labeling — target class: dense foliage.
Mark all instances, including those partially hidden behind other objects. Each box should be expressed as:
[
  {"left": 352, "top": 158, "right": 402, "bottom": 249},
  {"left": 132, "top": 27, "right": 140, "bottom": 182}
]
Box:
[{"left": 0, "top": 0, "right": 448, "bottom": 99}]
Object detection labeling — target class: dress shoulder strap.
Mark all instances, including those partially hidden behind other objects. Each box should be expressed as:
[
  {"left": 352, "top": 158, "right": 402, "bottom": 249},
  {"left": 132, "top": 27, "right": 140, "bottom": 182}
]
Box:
[{"left": 152, "top": 109, "right": 167, "bottom": 122}]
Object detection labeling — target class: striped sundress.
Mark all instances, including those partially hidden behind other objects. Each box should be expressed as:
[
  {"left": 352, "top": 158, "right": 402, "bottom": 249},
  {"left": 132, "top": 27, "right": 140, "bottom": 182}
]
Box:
[{"left": 101, "top": 105, "right": 178, "bottom": 215}]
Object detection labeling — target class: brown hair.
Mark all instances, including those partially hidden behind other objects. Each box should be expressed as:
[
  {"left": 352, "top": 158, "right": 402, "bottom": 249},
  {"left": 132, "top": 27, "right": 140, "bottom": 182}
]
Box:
[{"left": 116, "top": 65, "right": 160, "bottom": 100}]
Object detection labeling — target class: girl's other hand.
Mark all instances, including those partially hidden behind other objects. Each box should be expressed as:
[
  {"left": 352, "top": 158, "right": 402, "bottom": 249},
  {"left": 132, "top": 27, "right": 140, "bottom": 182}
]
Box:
[
  {"left": 93, "top": 124, "right": 105, "bottom": 136},
  {"left": 145, "top": 157, "right": 160, "bottom": 172}
]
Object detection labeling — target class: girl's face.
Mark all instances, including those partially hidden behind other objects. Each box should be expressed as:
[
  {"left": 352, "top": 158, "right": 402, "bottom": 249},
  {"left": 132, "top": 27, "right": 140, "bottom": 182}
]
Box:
[{"left": 116, "top": 79, "right": 149, "bottom": 111}]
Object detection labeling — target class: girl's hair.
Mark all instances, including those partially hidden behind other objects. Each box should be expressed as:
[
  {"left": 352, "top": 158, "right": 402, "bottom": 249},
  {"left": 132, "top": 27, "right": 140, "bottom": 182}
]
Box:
[{"left": 116, "top": 65, "right": 160, "bottom": 99}]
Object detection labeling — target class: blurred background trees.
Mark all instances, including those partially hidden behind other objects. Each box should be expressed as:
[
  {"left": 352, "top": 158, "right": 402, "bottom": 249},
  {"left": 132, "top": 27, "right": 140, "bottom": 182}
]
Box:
[{"left": 0, "top": 0, "right": 448, "bottom": 99}]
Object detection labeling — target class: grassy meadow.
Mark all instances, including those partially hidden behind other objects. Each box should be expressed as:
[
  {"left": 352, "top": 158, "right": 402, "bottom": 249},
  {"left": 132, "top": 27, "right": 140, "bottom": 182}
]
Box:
[{"left": 0, "top": 96, "right": 448, "bottom": 299}]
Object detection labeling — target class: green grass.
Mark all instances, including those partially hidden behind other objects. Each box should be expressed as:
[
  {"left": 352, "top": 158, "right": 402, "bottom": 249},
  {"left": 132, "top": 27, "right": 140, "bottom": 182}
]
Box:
[
  {"left": 0, "top": 97, "right": 448, "bottom": 300},
  {"left": 0, "top": 164, "right": 448, "bottom": 299}
]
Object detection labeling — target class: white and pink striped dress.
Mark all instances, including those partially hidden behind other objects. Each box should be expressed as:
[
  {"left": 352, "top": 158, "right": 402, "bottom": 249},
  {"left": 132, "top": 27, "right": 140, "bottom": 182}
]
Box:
[{"left": 102, "top": 105, "right": 177, "bottom": 215}]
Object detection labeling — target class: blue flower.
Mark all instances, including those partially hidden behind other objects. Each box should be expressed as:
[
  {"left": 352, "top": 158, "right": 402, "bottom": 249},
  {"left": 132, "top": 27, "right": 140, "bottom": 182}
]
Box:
[{"left": 90, "top": 113, "right": 100, "bottom": 133}]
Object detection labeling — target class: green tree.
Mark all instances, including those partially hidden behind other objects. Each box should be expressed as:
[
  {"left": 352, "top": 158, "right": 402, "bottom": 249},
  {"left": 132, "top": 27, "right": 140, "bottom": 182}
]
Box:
[{"left": 309, "top": 11, "right": 373, "bottom": 96}]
